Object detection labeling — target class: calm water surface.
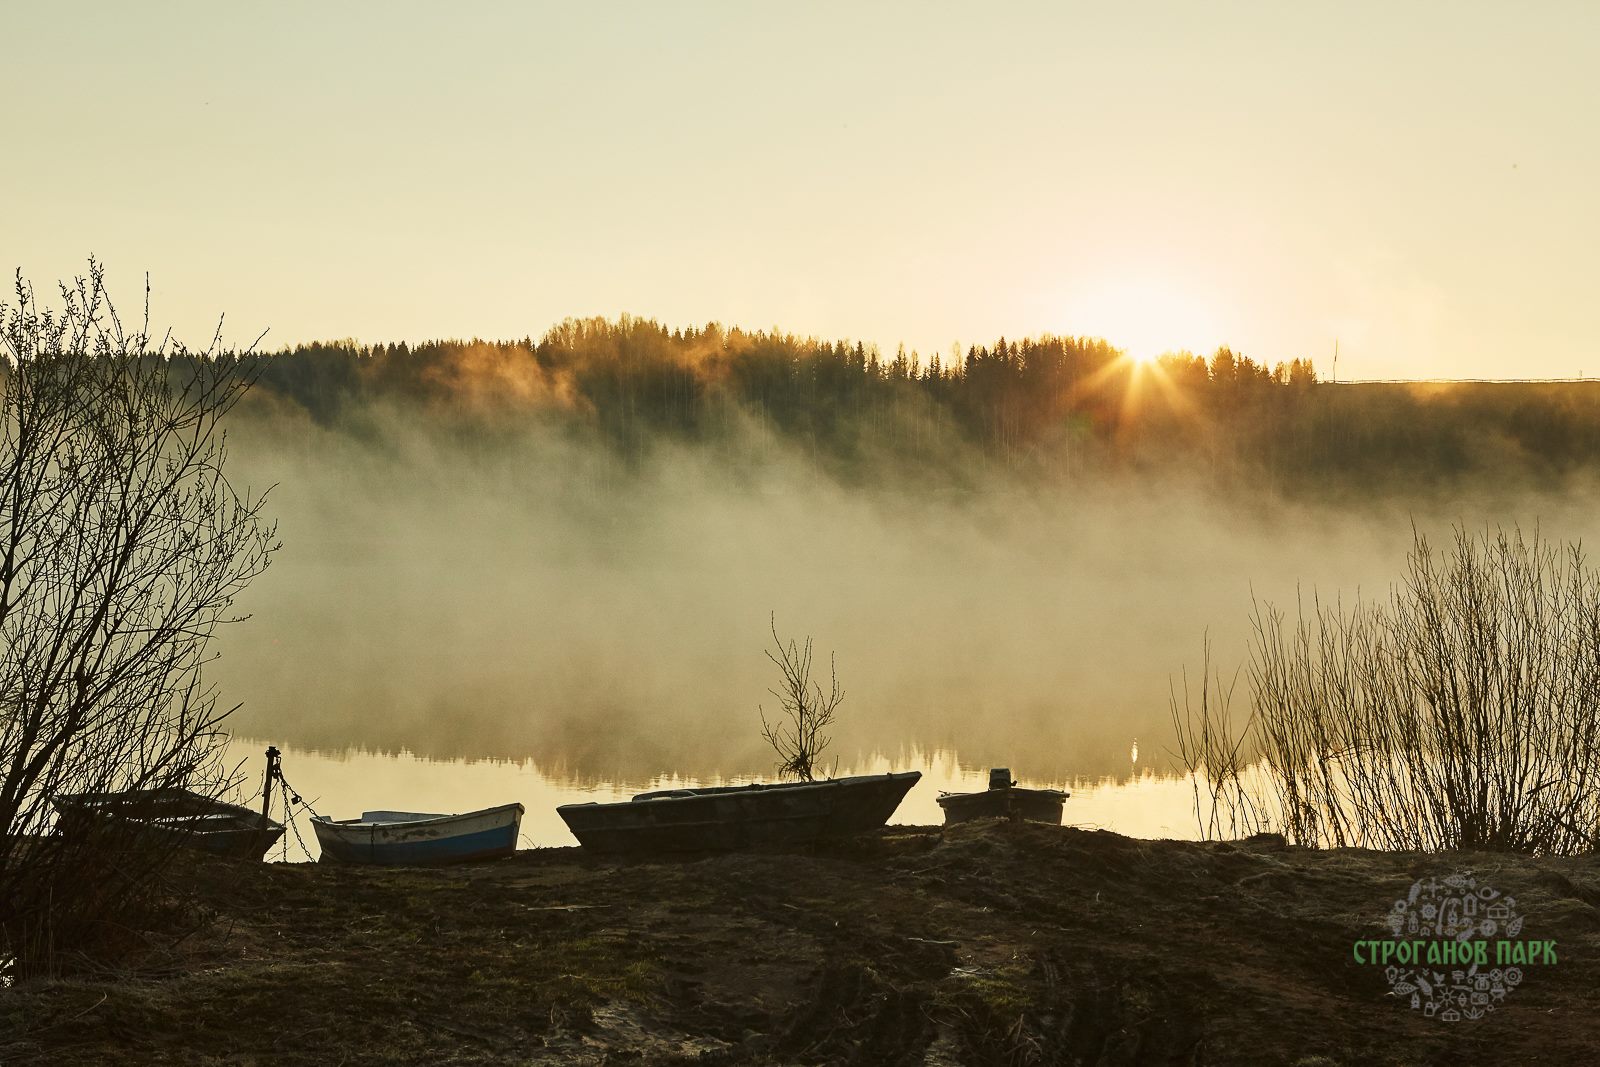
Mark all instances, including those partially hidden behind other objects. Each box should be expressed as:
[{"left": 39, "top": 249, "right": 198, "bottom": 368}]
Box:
[{"left": 235, "top": 740, "right": 1203, "bottom": 862}]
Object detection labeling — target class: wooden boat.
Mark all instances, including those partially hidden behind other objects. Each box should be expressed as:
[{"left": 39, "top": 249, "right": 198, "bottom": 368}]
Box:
[
  {"left": 558, "top": 770, "right": 921, "bottom": 854},
  {"left": 937, "top": 768, "right": 1068, "bottom": 826},
  {"left": 51, "top": 787, "right": 285, "bottom": 860},
  {"left": 311, "top": 803, "right": 524, "bottom": 865}
]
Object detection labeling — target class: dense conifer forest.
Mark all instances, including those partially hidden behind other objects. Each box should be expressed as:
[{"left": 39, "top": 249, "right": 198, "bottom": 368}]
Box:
[{"left": 237, "top": 317, "right": 1600, "bottom": 494}]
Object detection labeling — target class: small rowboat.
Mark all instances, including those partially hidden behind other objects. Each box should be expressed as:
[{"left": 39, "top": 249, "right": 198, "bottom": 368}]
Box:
[
  {"left": 52, "top": 787, "right": 285, "bottom": 861},
  {"left": 311, "top": 803, "right": 524, "bottom": 865},
  {"left": 937, "top": 768, "right": 1068, "bottom": 826},
  {"left": 558, "top": 771, "right": 921, "bottom": 854}
]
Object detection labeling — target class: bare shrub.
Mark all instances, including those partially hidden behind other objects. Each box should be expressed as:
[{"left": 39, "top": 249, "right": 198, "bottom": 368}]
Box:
[
  {"left": 0, "top": 264, "right": 277, "bottom": 977},
  {"left": 1167, "top": 637, "right": 1274, "bottom": 841},
  {"left": 1175, "top": 524, "right": 1600, "bottom": 854},
  {"left": 758, "top": 614, "right": 843, "bottom": 782}
]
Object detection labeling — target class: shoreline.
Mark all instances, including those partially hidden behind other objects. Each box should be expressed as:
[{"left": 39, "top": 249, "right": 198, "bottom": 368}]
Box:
[{"left": 4, "top": 821, "right": 1597, "bottom": 1065}]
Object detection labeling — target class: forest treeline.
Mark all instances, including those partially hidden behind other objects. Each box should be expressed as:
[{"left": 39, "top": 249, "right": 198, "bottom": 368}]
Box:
[{"left": 239, "top": 316, "right": 1600, "bottom": 493}]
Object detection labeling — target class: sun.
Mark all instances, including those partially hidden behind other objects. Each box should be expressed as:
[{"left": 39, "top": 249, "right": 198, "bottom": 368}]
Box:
[{"left": 1055, "top": 276, "right": 1223, "bottom": 364}]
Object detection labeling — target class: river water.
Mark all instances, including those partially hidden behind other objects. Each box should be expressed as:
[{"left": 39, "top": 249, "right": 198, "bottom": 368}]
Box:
[
  {"left": 211, "top": 412, "right": 1600, "bottom": 862},
  {"left": 235, "top": 739, "right": 1202, "bottom": 861}
]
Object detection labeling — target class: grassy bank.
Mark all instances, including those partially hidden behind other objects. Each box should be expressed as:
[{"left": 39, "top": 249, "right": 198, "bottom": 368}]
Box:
[{"left": 3, "top": 821, "right": 1597, "bottom": 1065}]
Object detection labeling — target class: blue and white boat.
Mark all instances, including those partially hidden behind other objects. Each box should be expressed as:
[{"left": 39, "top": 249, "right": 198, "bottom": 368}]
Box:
[{"left": 311, "top": 803, "right": 523, "bottom": 865}]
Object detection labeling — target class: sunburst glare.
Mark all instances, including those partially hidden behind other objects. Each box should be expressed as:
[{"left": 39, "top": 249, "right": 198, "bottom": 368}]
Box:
[{"left": 1059, "top": 277, "right": 1223, "bottom": 367}]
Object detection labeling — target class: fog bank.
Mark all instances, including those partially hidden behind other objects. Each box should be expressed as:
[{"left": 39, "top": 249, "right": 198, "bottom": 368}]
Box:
[{"left": 213, "top": 394, "right": 1600, "bottom": 783}]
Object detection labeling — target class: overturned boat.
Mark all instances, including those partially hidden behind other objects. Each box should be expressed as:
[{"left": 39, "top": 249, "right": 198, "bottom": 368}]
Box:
[
  {"left": 312, "top": 803, "right": 524, "bottom": 865},
  {"left": 52, "top": 788, "right": 286, "bottom": 861},
  {"left": 558, "top": 771, "right": 921, "bottom": 854},
  {"left": 937, "top": 768, "right": 1068, "bottom": 826}
]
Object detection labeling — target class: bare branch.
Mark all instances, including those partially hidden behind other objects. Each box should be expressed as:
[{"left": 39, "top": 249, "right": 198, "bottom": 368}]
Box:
[
  {"left": 0, "top": 263, "right": 277, "bottom": 976},
  {"left": 757, "top": 613, "right": 844, "bottom": 782},
  {"left": 1174, "top": 522, "right": 1600, "bottom": 855}
]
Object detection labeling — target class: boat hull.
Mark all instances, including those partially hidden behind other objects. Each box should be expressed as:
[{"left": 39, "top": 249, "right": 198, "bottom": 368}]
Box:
[
  {"left": 937, "top": 787, "right": 1066, "bottom": 826},
  {"left": 558, "top": 771, "right": 921, "bottom": 854},
  {"left": 312, "top": 803, "right": 524, "bottom": 865},
  {"left": 52, "top": 788, "right": 285, "bottom": 861}
]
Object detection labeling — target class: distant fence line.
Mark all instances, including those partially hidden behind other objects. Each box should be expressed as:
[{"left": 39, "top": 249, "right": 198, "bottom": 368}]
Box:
[{"left": 1330, "top": 377, "right": 1597, "bottom": 385}]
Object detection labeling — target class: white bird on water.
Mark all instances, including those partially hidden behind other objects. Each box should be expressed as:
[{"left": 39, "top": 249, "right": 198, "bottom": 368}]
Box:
[{"left": 1131, "top": 737, "right": 1139, "bottom": 765}]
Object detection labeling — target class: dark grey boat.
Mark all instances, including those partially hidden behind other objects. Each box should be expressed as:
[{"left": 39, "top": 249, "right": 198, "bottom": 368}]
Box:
[
  {"left": 937, "top": 768, "right": 1068, "bottom": 826},
  {"left": 558, "top": 770, "right": 921, "bottom": 854},
  {"left": 52, "top": 787, "right": 285, "bottom": 860}
]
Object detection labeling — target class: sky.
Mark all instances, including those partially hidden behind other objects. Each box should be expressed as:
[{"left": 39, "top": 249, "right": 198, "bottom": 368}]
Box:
[{"left": 3, "top": 2, "right": 1597, "bottom": 380}]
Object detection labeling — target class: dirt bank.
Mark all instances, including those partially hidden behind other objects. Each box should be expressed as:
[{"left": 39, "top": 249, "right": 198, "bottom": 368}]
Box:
[{"left": 3, "top": 821, "right": 1598, "bottom": 1065}]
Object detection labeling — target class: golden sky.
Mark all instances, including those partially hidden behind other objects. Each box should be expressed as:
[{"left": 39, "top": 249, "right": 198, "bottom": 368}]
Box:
[{"left": 4, "top": 2, "right": 1596, "bottom": 379}]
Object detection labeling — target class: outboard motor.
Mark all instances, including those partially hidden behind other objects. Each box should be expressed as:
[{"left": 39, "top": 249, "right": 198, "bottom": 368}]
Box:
[{"left": 988, "top": 767, "right": 1015, "bottom": 790}]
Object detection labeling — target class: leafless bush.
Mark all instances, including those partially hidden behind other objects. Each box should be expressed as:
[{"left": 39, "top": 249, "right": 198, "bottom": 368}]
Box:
[
  {"left": 758, "top": 614, "right": 843, "bottom": 782},
  {"left": 0, "top": 263, "right": 278, "bottom": 977},
  {"left": 1167, "top": 637, "right": 1275, "bottom": 841},
  {"left": 1175, "top": 523, "right": 1600, "bottom": 854}
]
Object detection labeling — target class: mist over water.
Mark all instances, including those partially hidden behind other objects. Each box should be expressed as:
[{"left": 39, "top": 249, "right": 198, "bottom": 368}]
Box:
[{"left": 210, "top": 386, "right": 1600, "bottom": 802}]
